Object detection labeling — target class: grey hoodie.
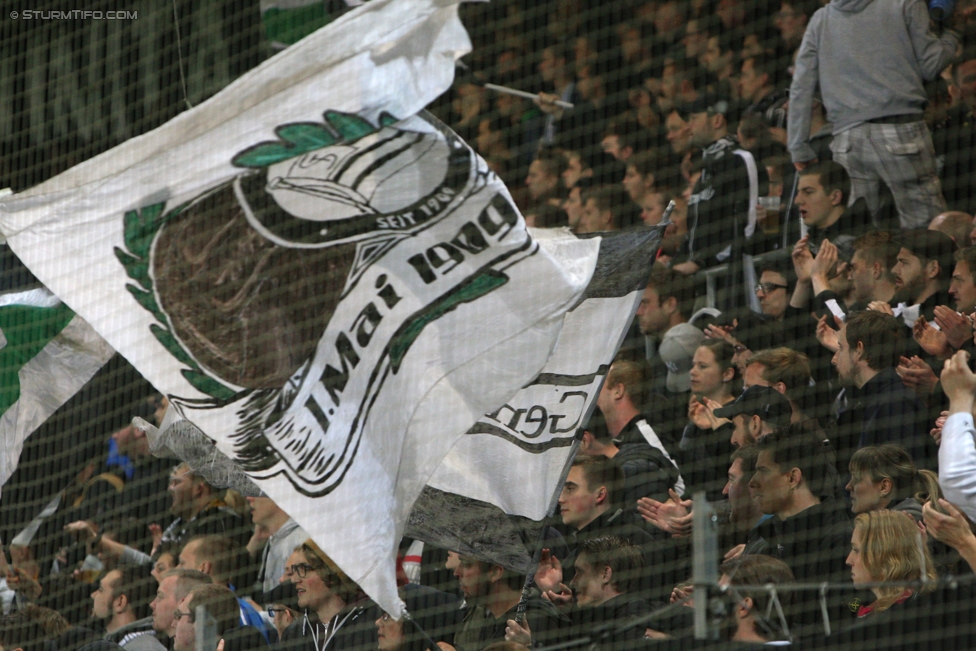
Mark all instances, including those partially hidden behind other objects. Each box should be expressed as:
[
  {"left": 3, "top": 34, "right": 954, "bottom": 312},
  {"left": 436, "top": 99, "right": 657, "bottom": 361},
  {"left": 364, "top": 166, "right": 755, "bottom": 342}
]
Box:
[
  {"left": 104, "top": 617, "right": 166, "bottom": 651},
  {"left": 788, "top": 0, "right": 958, "bottom": 162}
]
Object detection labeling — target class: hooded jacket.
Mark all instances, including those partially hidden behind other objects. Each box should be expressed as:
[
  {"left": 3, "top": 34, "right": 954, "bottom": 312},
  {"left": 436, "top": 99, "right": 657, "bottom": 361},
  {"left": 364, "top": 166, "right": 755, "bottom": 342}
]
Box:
[
  {"left": 788, "top": 0, "right": 958, "bottom": 162},
  {"left": 614, "top": 416, "right": 685, "bottom": 509},
  {"left": 278, "top": 598, "right": 380, "bottom": 651},
  {"left": 104, "top": 617, "right": 166, "bottom": 651}
]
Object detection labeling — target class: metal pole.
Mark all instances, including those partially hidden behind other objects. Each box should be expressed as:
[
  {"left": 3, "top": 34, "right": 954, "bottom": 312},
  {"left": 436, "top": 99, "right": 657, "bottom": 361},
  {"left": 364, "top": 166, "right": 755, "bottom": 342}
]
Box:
[
  {"left": 691, "top": 492, "right": 718, "bottom": 640},
  {"left": 195, "top": 605, "right": 217, "bottom": 651}
]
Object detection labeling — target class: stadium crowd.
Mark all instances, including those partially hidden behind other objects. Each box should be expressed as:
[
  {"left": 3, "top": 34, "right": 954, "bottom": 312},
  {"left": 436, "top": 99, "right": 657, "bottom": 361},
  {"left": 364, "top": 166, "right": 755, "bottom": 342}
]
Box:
[{"left": 5, "top": 0, "right": 976, "bottom": 649}]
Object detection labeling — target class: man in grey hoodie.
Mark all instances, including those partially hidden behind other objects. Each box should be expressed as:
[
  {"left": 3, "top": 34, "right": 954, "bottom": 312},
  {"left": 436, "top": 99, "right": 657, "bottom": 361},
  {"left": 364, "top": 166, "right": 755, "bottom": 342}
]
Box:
[
  {"left": 94, "top": 565, "right": 166, "bottom": 651},
  {"left": 787, "top": 0, "right": 962, "bottom": 229}
]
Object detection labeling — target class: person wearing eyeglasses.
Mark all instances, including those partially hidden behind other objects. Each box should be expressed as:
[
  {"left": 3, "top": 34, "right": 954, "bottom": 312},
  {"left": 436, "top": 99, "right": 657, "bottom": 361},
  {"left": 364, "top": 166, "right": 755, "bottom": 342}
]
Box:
[
  {"left": 172, "top": 584, "right": 239, "bottom": 651},
  {"left": 265, "top": 581, "right": 301, "bottom": 642},
  {"left": 278, "top": 540, "right": 381, "bottom": 651},
  {"left": 149, "top": 569, "right": 211, "bottom": 643},
  {"left": 246, "top": 492, "right": 309, "bottom": 600},
  {"left": 755, "top": 267, "right": 793, "bottom": 322},
  {"left": 176, "top": 535, "right": 274, "bottom": 644}
]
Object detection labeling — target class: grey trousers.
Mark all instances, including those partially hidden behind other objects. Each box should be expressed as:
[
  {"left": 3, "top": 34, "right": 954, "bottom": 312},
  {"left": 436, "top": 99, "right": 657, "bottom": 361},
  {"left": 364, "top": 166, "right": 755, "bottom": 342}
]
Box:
[{"left": 831, "top": 119, "right": 946, "bottom": 229}]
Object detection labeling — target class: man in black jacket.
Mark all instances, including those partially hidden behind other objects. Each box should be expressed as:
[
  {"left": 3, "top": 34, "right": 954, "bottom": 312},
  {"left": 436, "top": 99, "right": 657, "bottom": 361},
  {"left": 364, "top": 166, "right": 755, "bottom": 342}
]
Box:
[
  {"left": 715, "top": 385, "right": 793, "bottom": 449},
  {"left": 549, "top": 457, "right": 680, "bottom": 605},
  {"left": 589, "top": 360, "right": 685, "bottom": 511},
  {"left": 884, "top": 229, "right": 956, "bottom": 326},
  {"left": 507, "top": 536, "right": 648, "bottom": 651},
  {"left": 452, "top": 556, "right": 564, "bottom": 651},
  {"left": 566, "top": 537, "right": 649, "bottom": 651},
  {"left": 747, "top": 423, "right": 851, "bottom": 634},
  {"left": 678, "top": 93, "right": 767, "bottom": 310},
  {"left": 636, "top": 266, "right": 702, "bottom": 453},
  {"left": 795, "top": 161, "right": 873, "bottom": 252},
  {"left": 832, "top": 310, "right": 933, "bottom": 470}
]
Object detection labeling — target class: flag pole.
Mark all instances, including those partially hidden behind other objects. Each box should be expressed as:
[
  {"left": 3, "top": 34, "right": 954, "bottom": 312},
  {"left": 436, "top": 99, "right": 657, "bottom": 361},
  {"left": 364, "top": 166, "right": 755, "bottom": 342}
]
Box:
[
  {"left": 483, "top": 83, "right": 575, "bottom": 109},
  {"left": 514, "top": 434, "right": 583, "bottom": 623},
  {"left": 405, "top": 610, "right": 444, "bottom": 651}
]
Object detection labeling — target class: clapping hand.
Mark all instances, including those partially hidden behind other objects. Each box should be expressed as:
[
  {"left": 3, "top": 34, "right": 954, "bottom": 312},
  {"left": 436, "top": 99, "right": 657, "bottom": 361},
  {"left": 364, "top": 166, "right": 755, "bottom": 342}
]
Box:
[
  {"left": 914, "top": 316, "right": 953, "bottom": 359},
  {"left": 933, "top": 305, "right": 973, "bottom": 350}
]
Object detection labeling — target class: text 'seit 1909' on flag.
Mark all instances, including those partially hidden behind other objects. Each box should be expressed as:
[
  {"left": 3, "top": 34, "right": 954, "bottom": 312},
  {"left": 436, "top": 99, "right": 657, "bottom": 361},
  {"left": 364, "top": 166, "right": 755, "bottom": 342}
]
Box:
[{"left": 0, "top": 0, "right": 598, "bottom": 616}]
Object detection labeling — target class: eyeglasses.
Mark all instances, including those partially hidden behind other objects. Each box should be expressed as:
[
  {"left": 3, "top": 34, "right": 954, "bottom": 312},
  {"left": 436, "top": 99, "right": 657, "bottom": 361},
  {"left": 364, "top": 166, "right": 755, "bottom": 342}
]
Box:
[
  {"left": 267, "top": 606, "right": 289, "bottom": 619},
  {"left": 173, "top": 609, "right": 194, "bottom": 624},
  {"left": 284, "top": 563, "right": 314, "bottom": 579},
  {"left": 755, "top": 282, "right": 788, "bottom": 294},
  {"left": 380, "top": 613, "right": 393, "bottom": 622}
]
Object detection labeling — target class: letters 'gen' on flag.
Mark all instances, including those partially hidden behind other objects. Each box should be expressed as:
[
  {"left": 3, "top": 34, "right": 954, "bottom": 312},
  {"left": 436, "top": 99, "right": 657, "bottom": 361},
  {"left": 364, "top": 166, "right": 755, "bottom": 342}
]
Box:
[
  {"left": 408, "top": 227, "right": 663, "bottom": 570},
  {"left": 0, "top": 250, "right": 114, "bottom": 494},
  {"left": 0, "top": 0, "right": 597, "bottom": 615}
]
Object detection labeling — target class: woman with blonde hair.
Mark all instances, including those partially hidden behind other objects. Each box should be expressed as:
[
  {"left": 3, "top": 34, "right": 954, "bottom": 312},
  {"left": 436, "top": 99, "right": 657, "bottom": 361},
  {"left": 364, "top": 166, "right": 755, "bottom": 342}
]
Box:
[{"left": 846, "top": 510, "right": 937, "bottom": 617}]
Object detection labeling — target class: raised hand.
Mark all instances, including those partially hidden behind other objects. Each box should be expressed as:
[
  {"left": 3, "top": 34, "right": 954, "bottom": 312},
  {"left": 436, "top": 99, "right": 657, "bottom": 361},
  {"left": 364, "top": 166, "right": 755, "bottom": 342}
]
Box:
[
  {"left": 505, "top": 618, "right": 532, "bottom": 646},
  {"left": 670, "top": 583, "right": 695, "bottom": 607},
  {"left": 641, "top": 488, "right": 693, "bottom": 537},
  {"left": 724, "top": 543, "right": 746, "bottom": 560},
  {"left": 689, "top": 398, "right": 727, "bottom": 430},
  {"left": 914, "top": 316, "right": 953, "bottom": 359},
  {"left": 896, "top": 355, "right": 939, "bottom": 399},
  {"left": 533, "top": 548, "right": 563, "bottom": 594},
  {"left": 811, "top": 238, "right": 838, "bottom": 282},
  {"left": 792, "top": 235, "right": 814, "bottom": 283},
  {"left": 931, "top": 410, "right": 949, "bottom": 446},
  {"left": 941, "top": 350, "right": 976, "bottom": 414},
  {"left": 703, "top": 323, "right": 736, "bottom": 344},
  {"left": 535, "top": 92, "right": 565, "bottom": 117},
  {"left": 816, "top": 315, "right": 840, "bottom": 352},
  {"left": 542, "top": 583, "right": 573, "bottom": 607},
  {"left": 934, "top": 305, "right": 973, "bottom": 350},
  {"left": 923, "top": 498, "right": 976, "bottom": 572},
  {"left": 637, "top": 496, "right": 667, "bottom": 531}
]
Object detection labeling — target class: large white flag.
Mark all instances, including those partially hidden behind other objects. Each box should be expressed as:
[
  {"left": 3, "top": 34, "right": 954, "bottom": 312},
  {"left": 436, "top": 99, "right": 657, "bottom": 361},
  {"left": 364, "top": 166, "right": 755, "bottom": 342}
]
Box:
[
  {"left": 406, "top": 228, "right": 660, "bottom": 569},
  {"left": 0, "top": 0, "right": 596, "bottom": 615}
]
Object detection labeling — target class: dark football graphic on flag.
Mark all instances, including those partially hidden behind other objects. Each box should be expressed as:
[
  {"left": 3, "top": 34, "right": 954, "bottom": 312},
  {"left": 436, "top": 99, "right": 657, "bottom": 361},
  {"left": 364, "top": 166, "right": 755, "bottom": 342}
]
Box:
[
  {"left": 147, "top": 111, "right": 470, "bottom": 390},
  {"left": 115, "top": 110, "right": 525, "bottom": 497},
  {"left": 152, "top": 187, "right": 356, "bottom": 390}
]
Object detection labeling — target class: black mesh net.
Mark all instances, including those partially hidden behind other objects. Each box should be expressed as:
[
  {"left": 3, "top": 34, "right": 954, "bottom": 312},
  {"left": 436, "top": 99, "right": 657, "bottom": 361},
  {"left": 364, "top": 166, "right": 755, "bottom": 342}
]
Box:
[{"left": 1, "top": 0, "right": 976, "bottom": 649}]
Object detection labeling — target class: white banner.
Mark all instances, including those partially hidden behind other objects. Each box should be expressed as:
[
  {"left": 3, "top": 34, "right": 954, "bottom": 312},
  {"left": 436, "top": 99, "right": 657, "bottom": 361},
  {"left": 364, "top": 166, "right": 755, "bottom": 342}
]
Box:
[{"left": 0, "top": 0, "right": 596, "bottom": 615}]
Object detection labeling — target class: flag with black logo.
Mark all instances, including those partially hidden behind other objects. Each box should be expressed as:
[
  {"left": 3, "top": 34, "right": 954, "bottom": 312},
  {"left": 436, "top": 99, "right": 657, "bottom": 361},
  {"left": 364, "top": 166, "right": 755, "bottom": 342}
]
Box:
[{"left": 0, "top": 0, "right": 596, "bottom": 615}]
